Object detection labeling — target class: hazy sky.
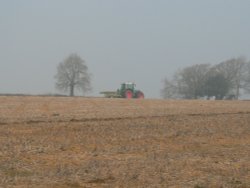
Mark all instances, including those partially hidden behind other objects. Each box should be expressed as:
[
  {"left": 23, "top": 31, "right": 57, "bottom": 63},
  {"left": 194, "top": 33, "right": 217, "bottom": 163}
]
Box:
[{"left": 1, "top": 0, "right": 250, "bottom": 98}]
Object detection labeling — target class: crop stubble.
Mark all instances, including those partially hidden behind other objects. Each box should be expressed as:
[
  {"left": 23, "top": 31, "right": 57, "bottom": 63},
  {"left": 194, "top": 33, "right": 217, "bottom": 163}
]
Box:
[{"left": 0, "top": 96, "right": 250, "bottom": 187}]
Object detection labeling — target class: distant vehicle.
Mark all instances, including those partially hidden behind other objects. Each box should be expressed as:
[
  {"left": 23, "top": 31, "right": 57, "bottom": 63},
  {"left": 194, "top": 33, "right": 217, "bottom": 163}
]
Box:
[{"left": 100, "top": 82, "right": 144, "bottom": 99}]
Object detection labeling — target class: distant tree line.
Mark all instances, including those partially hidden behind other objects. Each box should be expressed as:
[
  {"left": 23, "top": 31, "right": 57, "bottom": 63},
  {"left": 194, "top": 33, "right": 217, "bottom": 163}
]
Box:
[
  {"left": 162, "top": 57, "right": 250, "bottom": 100},
  {"left": 54, "top": 54, "right": 250, "bottom": 99}
]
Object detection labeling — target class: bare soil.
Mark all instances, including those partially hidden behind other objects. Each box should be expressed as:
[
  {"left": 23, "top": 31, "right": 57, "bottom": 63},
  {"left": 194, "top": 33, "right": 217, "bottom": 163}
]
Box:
[{"left": 0, "top": 96, "right": 250, "bottom": 188}]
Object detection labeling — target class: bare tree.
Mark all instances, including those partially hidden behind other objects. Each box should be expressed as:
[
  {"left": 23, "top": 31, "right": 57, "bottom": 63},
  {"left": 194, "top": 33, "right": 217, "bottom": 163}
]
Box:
[
  {"left": 162, "top": 57, "right": 250, "bottom": 100},
  {"left": 177, "top": 64, "right": 210, "bottom": 99},
  {"left": 244, "top": 61, "right": 250, "bottom": 94},
  {"left": 162, "top": 64, "right": 210, "bottom": 99},
  {"left": 204, "top": 73, "right": 230, "bottom": 100},
  {"left": 55, "top": 53, "right": 91, "bottom": 96},
  {"left": 161, "top": 78, "right": 179, "bottom": 99},
  {"left": 213, "top": 57, "right": 249, "bottom": 99}
]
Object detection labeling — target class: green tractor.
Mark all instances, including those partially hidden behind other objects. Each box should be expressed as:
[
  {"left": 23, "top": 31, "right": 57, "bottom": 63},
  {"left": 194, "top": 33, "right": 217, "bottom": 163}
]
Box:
[{"left": 100, "top": 82, "right": 144, "bottom": 99}]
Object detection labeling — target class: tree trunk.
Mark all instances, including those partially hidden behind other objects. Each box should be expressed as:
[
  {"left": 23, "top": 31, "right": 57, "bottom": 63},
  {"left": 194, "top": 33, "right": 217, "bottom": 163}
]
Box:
[
  {"left": 236, "top": 84, "right": 240, "bottom": 100},
  {"left": 70, "top": 84, "right": 74, "bottom": 96}
]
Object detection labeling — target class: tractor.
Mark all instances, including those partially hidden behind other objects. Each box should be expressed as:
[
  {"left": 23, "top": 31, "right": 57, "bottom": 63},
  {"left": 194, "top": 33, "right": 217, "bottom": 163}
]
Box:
[{"left": 100, "top": 82, "right": 144, "bottom": 99}]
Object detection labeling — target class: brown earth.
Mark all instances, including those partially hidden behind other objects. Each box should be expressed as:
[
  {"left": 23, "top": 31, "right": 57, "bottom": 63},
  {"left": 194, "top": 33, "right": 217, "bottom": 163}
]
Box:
[{"left": 0, "top": 96, "right": 250, "bottom": 188}]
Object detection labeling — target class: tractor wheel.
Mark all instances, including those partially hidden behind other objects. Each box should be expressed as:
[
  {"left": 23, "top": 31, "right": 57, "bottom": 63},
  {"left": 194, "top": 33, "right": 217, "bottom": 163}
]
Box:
[
  {"left": 125, "top": 90, "right": 133, "bottom": 99},
  {"left": 136, "top": 91, "right": 144, "bottom": 99}
]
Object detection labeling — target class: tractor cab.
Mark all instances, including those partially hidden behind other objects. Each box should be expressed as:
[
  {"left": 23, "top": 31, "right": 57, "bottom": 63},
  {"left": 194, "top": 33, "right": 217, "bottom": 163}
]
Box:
[{"left": 120, "top": 82, "right": 136, "bottom": 92}]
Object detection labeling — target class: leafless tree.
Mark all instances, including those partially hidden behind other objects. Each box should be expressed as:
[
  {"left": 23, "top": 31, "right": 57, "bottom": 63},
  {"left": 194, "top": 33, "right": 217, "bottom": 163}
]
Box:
[
  {"left": 204, "top": 73, "right": 230, "bottom": 100},
  {"left": 213, "top": 57, "right": 249, "bottom": 99},
  {"left": 55, "top": 53, "right": 91, "bottom": 96},
  {"left": 177, "top": 64, "right": 210, "bottom": 99},
  {"left": 162, "top": 64, "right": 210, "bottom": 99},
  {"left": 162, "top": 57, "right": 250, "bottom": 100},
  {"left": 161, "top": 77, "right": 179, "bottom": 99},
  {"left": 244, "top": 61, "right": 250, "bottom": 94}
]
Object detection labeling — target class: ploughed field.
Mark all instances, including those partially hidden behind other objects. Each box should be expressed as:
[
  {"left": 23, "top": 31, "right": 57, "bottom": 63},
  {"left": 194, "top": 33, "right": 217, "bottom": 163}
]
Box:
[{"left": 0, "top": 96, "right": 250, "bottom": 188}]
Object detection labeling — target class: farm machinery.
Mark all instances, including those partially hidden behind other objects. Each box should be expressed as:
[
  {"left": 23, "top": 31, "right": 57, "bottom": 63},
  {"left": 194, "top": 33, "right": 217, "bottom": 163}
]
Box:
[{"left": 100, "top": 82, "right": 144, "bottom": 99}]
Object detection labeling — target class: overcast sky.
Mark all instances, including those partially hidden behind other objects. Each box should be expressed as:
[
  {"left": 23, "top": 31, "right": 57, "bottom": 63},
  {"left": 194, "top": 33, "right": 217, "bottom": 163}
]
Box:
[{"left": 1, "top": 0, "right": 250, "bottom": 98}]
